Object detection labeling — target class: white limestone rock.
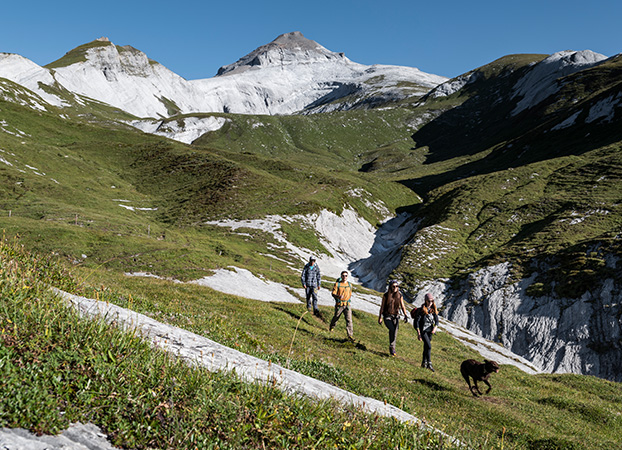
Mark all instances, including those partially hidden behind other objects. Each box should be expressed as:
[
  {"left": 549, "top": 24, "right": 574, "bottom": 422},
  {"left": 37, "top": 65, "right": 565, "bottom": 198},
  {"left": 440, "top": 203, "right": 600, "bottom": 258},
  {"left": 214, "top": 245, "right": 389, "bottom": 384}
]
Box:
[
  {"left": 0, "top": 33, "right": 447, "bottom": 128},
  {"left": 511, "top": 50, "right": 607, "bottom": 115},
  {"left": 435, "top": 262, "right": 622, "bottom": 381}
]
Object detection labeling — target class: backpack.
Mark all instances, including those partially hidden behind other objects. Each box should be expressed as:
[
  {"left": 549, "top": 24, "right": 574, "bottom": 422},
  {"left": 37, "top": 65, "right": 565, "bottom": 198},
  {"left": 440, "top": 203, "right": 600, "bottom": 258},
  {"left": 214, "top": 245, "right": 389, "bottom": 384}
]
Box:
[
  {"left": 410, "top": 307, "right": 422, "bottom": 320},
  {"left": 333, "top": 281, "right": 352, "bottom": 306}
]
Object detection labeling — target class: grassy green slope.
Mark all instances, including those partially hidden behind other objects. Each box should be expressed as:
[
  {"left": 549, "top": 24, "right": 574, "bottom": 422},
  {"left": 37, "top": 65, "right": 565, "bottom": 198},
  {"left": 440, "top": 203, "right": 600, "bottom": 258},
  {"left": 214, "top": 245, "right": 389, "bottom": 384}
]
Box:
[
  {"left": 0, "top": 95, "right": 419, "bottom": 283},
  {"left": 4, "top": 237, "right": 619, "bottom": 450},
  {"left": 395, "top": 145, "right": 622, "bottom": 289},
  {"left": 1, "top": 236, "right": 462, "bottom": 450},
  {"left": 388, "top": 55, "right": 622, "bottom": 295},
  {"left": 2, "top": 51, "right": 622, "bottom": 449},
  {"left": 192, "top": 108, "right": 422, "bottom": 170}
]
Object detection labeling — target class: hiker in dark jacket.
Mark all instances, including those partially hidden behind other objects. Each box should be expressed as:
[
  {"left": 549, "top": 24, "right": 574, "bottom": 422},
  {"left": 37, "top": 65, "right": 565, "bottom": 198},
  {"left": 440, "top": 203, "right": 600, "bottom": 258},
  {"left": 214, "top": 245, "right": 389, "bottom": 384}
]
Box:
[
  {"left": 417, "top": 293, "right": 439, "bottom": 372},
  {"left": 301, "top": 256, "right": 321, "bottom": 316},
  {"left": 378, "top": 280, "right": 408, "bottom": 356}
]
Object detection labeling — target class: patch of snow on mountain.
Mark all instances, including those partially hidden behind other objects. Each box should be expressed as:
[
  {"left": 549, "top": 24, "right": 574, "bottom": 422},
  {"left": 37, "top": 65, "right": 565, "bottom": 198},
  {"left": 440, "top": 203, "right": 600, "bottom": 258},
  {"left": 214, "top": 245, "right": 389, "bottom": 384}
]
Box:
[
  {"left": 129, "top": 116, "right": 228, "bottom": 143},
  {"left": 118, "top": 204, "right": 157, "bottom": 211},
  {"left": 511, "top": 50, "right": 607, "bottom": 115},
  {"left": 552, "top": 110, "right": 581, "bottom": 130},
  {"left": 0, "top": 422, "right": 120, "bottom": 450},
  {"left": 126, "top": 118, "right": 161, "bottom": 133},
  {"left": 0, "top": 79, "right": 49, "bottom": 112},
  {"left": 351, "top": 214, "right": 420, "bottom": 292},
  {"left": 204, "top": 206, "right": 420, "bottom": 294},
  {"left": 427, "top": 72, "right": 478, "bottom": 99},
  {"left": 359, "top": 64, "right": 446, "bottom": 89},
  {"left": 190, "top": 267, "right": 301, "bottom": 303},
  {"left": 585, "top": 92, "right": 622, "bottom": 123},
  {"left": 0, "top": 53, "right": 66, "bottom": 107},
  {"left": 206, "top": 207, "right": 381, "bottom": 280}
]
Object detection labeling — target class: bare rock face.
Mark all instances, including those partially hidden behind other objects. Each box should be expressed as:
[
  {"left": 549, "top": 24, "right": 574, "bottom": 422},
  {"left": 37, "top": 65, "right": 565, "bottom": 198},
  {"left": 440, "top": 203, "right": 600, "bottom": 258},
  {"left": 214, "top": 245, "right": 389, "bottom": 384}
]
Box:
[{"left": 430, "top": 262, "right": 622, "bottom": 381}]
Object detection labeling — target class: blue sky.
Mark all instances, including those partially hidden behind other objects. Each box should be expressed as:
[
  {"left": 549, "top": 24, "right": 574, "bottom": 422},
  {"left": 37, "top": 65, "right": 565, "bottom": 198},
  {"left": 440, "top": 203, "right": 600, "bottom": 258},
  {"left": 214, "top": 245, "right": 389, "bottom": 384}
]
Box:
[{"left": 2, "top": 0, "right": 620, "bottom": 80}]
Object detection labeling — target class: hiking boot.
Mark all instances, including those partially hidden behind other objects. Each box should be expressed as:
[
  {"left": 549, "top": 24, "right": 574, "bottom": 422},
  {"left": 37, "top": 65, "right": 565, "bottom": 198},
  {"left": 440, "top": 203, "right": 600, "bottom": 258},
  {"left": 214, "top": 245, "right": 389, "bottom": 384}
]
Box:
[
  {"left": 427, "top": 363, "right": 435, "bottom": 372},
  {"left": 347, "top": 335, "right": 355, "bottom": 342},
  {"left": 421, "top": 361, "right": 426, "bottom": 368}
]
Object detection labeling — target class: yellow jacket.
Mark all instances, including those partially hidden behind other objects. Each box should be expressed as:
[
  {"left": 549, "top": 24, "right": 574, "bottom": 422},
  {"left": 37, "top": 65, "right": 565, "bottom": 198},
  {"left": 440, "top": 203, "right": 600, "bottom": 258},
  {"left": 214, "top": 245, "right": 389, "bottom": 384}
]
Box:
[{"left": 331, "top": 280, "right": 352, "bottom": 306}]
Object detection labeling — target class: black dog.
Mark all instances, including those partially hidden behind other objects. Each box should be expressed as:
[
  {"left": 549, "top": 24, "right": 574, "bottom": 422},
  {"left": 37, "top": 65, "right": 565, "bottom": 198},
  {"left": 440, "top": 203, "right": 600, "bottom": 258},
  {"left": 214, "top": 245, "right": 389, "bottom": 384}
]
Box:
[{"left": 460, "top": 359, "right": 500, "bottom": 396}]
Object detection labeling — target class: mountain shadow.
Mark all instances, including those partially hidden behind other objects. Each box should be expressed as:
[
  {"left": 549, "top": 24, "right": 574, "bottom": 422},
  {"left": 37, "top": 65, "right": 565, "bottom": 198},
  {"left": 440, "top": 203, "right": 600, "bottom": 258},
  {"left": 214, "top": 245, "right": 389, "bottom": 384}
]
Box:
[{"left": 403, "top": 54, "right": 622, "bottom": 195}]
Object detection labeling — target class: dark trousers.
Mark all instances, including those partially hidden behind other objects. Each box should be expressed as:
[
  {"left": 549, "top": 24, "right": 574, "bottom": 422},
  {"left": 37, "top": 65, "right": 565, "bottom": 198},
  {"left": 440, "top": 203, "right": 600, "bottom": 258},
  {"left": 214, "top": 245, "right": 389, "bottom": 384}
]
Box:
[
  {"left": 383, "top": 315, "right": 400, "bottom": 355},
  {"left": 305, "top": 287, "right": 318, "bottom": 311},
  {"left": 421, "top": 329, "right": 433, "bottom": 364}
]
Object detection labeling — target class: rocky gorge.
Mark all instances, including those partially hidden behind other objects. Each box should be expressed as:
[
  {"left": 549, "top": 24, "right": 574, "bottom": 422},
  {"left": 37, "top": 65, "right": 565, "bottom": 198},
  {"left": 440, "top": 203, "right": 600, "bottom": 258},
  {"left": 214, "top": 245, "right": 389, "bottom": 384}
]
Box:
[{"left": 413, "top": 262, "right": 622, "bottom": 381}]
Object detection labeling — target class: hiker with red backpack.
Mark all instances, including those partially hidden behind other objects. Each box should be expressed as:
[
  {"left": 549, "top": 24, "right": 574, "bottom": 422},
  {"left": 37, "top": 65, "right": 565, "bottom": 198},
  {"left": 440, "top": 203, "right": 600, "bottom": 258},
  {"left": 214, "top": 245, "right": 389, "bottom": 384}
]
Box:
[{"left": 378, "top": 280, "right": 408, "bottom": 357}]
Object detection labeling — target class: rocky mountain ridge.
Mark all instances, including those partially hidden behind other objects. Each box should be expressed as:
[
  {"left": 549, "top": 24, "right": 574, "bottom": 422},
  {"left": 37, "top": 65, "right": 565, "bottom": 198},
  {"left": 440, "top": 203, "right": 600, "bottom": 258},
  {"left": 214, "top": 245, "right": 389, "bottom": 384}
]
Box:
[{"left": 0, "top": 32, "right": 447, "bottom": 121}]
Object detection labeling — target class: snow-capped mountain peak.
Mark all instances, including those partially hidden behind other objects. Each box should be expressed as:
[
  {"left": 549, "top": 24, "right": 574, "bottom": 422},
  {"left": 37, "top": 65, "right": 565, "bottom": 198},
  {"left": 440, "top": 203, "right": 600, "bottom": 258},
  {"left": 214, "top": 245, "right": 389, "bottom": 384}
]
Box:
[
  {"left": 216, "top": 31, "right": 350, "bottom": 76},
  {"left": 0, "top": 33, "right": 447, "bottom": 140}
]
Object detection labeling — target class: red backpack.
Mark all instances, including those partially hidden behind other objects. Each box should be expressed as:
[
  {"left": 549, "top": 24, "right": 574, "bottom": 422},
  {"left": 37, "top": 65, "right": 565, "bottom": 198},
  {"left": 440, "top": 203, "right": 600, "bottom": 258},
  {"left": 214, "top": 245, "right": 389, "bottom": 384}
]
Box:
[{"left": 410, "top": 307, "right": 422, "bottom": 320}]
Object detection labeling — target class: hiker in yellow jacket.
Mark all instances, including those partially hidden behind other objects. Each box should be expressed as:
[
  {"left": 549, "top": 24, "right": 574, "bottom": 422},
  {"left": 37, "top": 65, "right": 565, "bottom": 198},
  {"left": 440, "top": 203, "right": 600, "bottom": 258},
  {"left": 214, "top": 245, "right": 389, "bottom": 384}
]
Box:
[{"left": 329, "top": 270, "right": 354, "bottom": 340}]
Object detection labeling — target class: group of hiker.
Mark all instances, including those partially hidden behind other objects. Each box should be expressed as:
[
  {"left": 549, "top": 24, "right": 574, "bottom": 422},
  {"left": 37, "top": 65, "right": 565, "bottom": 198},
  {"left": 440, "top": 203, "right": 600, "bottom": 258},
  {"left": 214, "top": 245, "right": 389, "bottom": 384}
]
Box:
[{"left": 301, "top": 256, "right": 439, "bottom": 371}]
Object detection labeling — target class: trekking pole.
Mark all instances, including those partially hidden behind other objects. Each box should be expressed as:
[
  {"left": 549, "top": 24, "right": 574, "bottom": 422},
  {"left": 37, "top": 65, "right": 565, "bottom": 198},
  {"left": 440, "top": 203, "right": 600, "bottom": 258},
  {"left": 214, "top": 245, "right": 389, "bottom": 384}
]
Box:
[{"left": 287, "top": 310, "right": 308, "bottom": 368}]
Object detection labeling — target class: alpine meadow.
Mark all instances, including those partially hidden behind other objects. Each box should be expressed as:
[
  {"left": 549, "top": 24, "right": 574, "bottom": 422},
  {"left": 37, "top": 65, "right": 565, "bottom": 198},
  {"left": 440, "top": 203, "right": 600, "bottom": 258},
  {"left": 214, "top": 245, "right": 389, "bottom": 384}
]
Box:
[{"left": 0, "top": 32, "right": 621, "bottom": 449}]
